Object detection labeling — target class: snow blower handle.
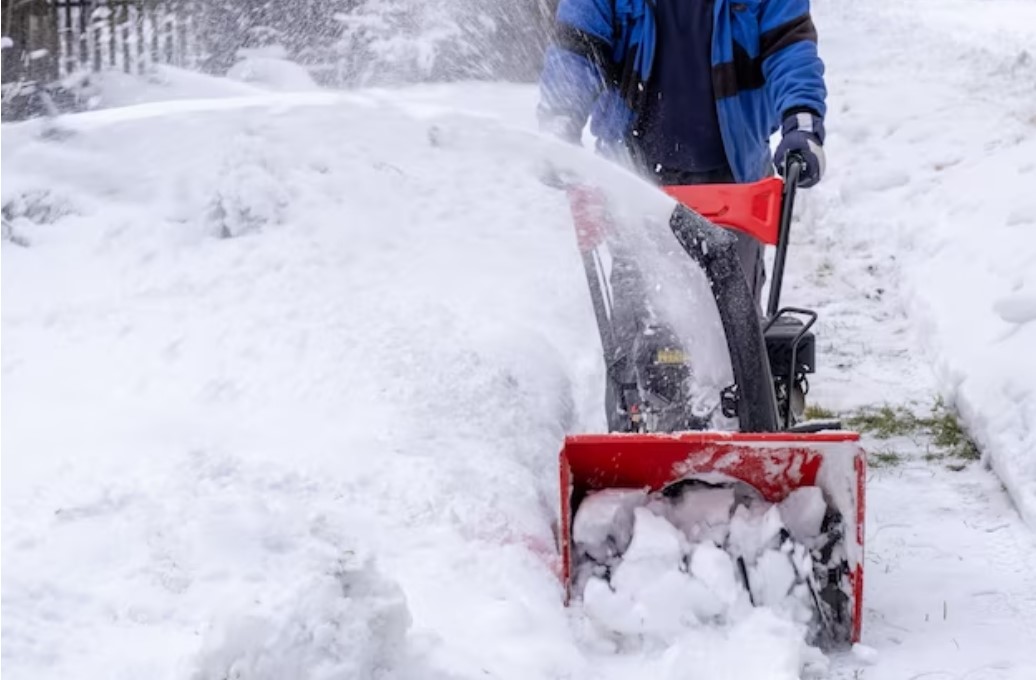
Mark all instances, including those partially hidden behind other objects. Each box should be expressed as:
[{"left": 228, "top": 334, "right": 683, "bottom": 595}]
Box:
[
  {"left": 783, "top": 152, "right": 806, "bottom": 187},
  {"left": 766, "top": 152, "right": 805, "bottom": 318}
]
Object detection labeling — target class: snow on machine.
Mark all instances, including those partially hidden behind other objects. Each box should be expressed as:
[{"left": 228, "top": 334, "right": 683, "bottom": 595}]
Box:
[{"left": 558, "top": 157, "right": 866, "bottom": 647}]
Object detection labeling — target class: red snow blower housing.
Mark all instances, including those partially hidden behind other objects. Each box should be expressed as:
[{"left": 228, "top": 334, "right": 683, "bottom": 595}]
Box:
[{"left": 558, "top": 158, "right": 866, "bottom": 646}]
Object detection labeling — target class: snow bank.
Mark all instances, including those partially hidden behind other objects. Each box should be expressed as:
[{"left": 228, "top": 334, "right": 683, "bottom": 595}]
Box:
[
  {"left": 1, "top": 91, "right": 798, "bottom": 679},
  {"left": 1, "top": 94, "right": 589, "bottom": 679},
  {"left": 811, "top": 0, "right": 1036, "bottom": 525}
]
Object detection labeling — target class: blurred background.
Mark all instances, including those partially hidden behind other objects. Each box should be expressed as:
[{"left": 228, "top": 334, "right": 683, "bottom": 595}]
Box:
[{"left": 1, "top": 0, "right": 561, "bottom": 119}]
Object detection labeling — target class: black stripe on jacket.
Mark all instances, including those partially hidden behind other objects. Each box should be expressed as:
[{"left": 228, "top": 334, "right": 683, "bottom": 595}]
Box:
[
  {"left": 711, "top": 13, "right": 818, "bottom": 99},
  {"left": 760, "top": 14, "right": 818, "bottom": 61},
  {"left": 553, "top": 23, "right": 621, "bottom": 87}
]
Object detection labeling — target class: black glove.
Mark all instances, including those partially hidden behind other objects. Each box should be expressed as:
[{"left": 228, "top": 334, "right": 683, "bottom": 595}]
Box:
[{"left": 774, "top": 112, "right": 826, "bottom": 188}]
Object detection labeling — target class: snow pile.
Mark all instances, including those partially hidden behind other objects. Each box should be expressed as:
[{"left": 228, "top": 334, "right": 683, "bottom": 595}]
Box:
[
  {"left": 193, "top": 559, "right": 413, "bottom": 680},
  {"left": 1, "top": 92, "right": 795, "bottom": 680},
  {"left": 572, "top": 480, "right": 842, "bottom": 650},
  {"left": 227, "top": 46, "right": 321, "bottom": 92}
]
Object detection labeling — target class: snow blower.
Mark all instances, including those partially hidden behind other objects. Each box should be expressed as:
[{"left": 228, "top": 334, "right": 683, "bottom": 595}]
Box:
[{"left": 559, "top": 158, "right": 866, "bottom": 646}]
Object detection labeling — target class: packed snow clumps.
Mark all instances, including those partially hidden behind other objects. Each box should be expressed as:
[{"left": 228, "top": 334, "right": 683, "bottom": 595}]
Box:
[{"left": 573, "top": 479, "right": 845, "bottom": 647}]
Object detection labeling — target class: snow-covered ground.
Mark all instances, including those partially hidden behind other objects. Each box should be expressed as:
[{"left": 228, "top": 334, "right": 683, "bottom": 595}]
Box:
[
  {"left": 789, "top": 2, "right": 1036, "bottom": 676},
  {"left": 811, "top": 0, "right": 1036, "bottom": 529},
  {"left": 4, "top": 0, "right": 1036, "bottom": 679},
  {"left": 2, "top": 93, "right": 598, "bottom": 680}
]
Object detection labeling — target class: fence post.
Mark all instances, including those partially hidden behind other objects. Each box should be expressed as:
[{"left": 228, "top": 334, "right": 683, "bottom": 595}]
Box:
[
  {"left": 3, "top": 0, "right": 197, "bottom": 94},
  {"left": 27, "top": 1, "right": 61, "bottom": 84}
]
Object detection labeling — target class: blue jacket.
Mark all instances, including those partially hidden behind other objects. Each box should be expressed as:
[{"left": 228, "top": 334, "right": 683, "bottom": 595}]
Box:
[{"left": 539, "top": 0, "right": 827, "bottom": 183}]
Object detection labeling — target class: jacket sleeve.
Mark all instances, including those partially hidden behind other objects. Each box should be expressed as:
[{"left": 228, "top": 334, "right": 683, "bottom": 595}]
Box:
[
  {"left": 758, "top": 0, "right": 827, "bottom": 122},
  {"left": 537, "top": 0, "right": 616, "bottom": 141}
]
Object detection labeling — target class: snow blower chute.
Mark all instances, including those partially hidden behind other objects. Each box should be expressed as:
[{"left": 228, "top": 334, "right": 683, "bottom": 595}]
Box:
[{"left": 559, "top": 158, "right": 866, "bottom": 646}]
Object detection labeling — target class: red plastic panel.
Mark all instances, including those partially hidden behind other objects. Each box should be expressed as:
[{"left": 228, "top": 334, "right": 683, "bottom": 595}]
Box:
[
  {"left": 561, "top": 433, "right": 843, "bottom": 501},
  {"left": 664, "top": 177, "right": 784, "bottom": 245}
]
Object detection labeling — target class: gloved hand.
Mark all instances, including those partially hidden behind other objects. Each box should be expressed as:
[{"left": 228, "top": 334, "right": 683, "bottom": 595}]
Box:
[{"left": 774, "top": 111, "right": 826, "bottom": 188}]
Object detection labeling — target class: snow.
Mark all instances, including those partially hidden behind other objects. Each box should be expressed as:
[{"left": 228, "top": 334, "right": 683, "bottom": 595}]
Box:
[
  {"left": 227, "top": 49, "right": 321, "bottom": 92},
  {"left": 581, "top": 505, "right": 802, "bottom": 645},
  {"left": 0, "top": 88, "right": 770, "bottom": 680},
  {"left": 584, "top": 508, "right": 697, "bottom": 639},
  {"left": 666, "top": 485, "right": 735, "bottom": 545},
  {"left": 572, "top": 488, "right": 646, "bottom": 563},
  {"left": 4, "top": 0, "right": 1036, "bottom": 676},
  {"left": 993, "top": 293, "right": 1036, "bottom": 325},
  {"left": 688, "top": 542, "right": 742, "bottom": 611},
  {"left": 574, "top": 480, "right": 835, "bottom": 654},
  {"left": 2, "top": 94, "right": 586, "bottom": 680},
  {"left": 851, "top": 643, "right": 879, "bottom": 666},
  {"left": 779, "top": 487, "right": 827, "bottom": 543},
  {"left": 787, "top": 1, "right": 1036, "bottom": 675},
  {"left": 192, "top": 560, "right": 414, "bottom": 680},
  {"left": 728, "top": 503, "right": 785, "bottom": 562},
  {"left": 808, "top": 0, "right": 1036, "bottom": 527},
  {"left": 750, "top": 549, "right": 797, "bottom": 608},
  {"left": 84, "top": 66, "right": 267, "bottom": 109}
]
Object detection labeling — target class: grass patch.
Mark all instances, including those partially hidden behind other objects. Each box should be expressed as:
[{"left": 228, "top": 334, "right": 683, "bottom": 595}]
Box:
[
  {"left": 927, "top": 398, "right": 981, "bottom": 461},
  {"left": 847, "top": 398, "right": 981, "bottom": 464},
  {"left": 869, "top": 449, "right": 903, "bottom": 468},
  {"left": 803, "top": 403, "right": 838, "bottom": 420},
  {"left": 846, "top": 404, "right": 920, "bottom": 439}
]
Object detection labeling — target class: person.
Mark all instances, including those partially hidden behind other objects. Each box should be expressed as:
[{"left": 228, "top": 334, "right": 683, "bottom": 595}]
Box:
[{"left": 538, "top": 0, "right": 827, "bottom": 431}]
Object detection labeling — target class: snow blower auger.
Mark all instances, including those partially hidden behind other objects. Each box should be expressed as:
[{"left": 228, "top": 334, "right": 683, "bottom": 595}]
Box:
[{"left": 559, "top": 157, "right": 866, "bottom": 647}]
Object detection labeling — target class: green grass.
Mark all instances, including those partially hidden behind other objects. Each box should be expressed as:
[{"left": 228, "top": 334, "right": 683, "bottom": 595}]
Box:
[
  {"left": 843, "top": 398, "right": 981, "bottom": 465},
  {"left": 803, "top": 403, "right": 838, "bottom": 420},
  {"left": 927, "top": 398, "right": 981, "bottom": 461},
  {"left": 868, "top": 449, "right": 904, "bottom": 468},
  {"left": 846, "top": 404, "right": 920, "bottom": 439}
]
